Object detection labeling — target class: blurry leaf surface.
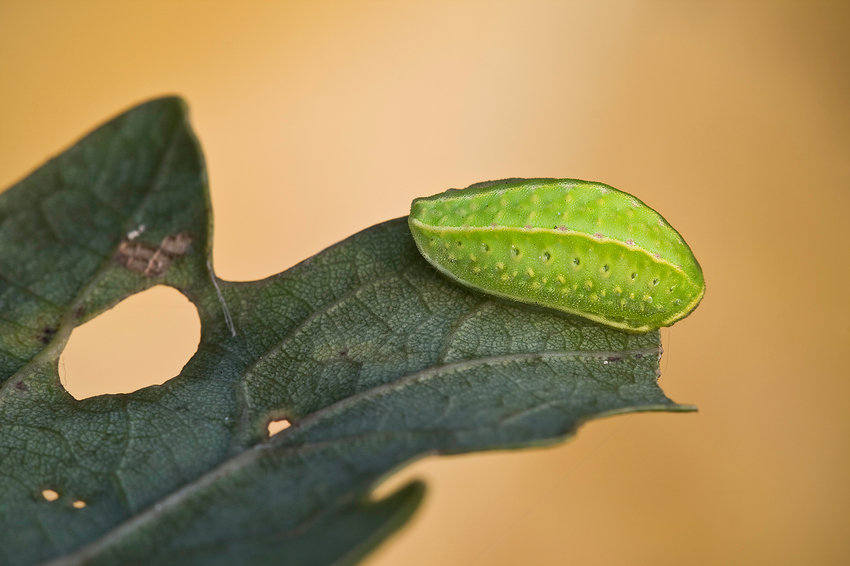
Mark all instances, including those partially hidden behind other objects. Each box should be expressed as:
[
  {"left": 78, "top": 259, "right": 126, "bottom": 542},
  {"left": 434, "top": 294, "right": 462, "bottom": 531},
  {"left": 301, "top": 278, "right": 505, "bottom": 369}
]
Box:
[{"left": 0, "top": 98, "right": 692, "bottom": 566}]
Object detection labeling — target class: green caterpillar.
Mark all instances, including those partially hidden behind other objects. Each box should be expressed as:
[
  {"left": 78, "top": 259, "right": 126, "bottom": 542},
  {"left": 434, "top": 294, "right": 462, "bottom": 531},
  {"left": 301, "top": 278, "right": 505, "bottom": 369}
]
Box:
[{"left": 408, "top": 178, "right": 705, "bottom": 332}]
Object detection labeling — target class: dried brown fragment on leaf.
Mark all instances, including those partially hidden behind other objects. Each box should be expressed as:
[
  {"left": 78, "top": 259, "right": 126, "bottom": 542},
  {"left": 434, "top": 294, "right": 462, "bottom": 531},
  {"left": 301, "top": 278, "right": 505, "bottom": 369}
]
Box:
[
  {"left": 115, "top": 233, "right": 193, "bottom": 277},
  {"left": 158, "top": 233, "right": 193, "bottom": 256}
]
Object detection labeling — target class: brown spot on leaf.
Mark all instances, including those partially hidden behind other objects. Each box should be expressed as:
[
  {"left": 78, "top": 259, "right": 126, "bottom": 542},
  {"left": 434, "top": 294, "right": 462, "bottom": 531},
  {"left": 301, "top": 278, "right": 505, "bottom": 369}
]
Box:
[
  {"left": 115, "top": 233, "right": 193, "bottom": 278},
  {"left": 37, "top": 326, "right": 57, "bottom": 345}
]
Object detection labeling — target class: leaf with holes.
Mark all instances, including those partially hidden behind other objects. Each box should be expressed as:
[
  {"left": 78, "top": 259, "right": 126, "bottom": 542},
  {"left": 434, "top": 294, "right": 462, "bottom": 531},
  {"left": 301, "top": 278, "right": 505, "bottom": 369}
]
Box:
[{"left": 0, "top": 98, "right": 695, "bottom": 566}]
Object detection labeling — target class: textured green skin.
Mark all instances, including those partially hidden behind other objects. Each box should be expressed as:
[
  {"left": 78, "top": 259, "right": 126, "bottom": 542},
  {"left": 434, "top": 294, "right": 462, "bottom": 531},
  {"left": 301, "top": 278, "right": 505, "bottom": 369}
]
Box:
[{"left": 409, "top": 178, "right": 705, "bottom": 332}]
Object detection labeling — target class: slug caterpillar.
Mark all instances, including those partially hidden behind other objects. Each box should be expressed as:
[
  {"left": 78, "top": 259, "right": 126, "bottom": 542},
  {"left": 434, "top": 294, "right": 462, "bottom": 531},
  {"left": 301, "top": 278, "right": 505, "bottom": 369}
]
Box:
[{"left": 408, "top": 178, "right": 705, "bottom": 332}]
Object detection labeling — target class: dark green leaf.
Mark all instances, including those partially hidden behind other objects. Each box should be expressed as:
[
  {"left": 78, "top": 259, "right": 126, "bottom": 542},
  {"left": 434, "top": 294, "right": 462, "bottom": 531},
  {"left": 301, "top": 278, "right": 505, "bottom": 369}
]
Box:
[{"left": 0, "top": 98, "right": 693, "bottom": 566}]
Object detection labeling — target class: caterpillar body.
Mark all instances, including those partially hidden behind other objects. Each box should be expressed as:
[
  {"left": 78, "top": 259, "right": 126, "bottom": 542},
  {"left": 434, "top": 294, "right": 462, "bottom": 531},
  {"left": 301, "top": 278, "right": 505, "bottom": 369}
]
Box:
[{"left": 408, "top": 178, "right": 705, "bottom": 332}]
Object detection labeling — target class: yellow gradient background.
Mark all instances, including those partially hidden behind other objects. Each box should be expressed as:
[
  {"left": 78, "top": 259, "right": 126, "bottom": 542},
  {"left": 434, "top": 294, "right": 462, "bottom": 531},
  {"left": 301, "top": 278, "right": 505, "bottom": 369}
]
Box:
[{"left": 2, "top": 2, "right": 849, "bottom": 565}]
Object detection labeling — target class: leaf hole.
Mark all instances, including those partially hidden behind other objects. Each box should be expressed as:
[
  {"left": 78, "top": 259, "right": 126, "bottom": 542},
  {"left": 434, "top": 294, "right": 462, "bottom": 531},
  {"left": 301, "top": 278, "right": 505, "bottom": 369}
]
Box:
[
  {"left": 268, "top": 419, "right": 292, "bottom": 437},
  {"left": 481, "top": 243, "right": 490, "bottom": 253},
  {"left": 631, "top": 272, "right": 638, "bottom": 280},
  {"left": 602, "top": 264, "right": 609, "bottom": 272},
  {"left": 652, "top": 278, "right": 660, "bottom": 286},
  {"left": 541, "top": 251, "right": 551, "bottom": 262},
  {"left": 511, "top": 246, "right": 521, "bottom": 258},
  {"left": 60, "top": 286, "right": 200, "bottom": 400}
]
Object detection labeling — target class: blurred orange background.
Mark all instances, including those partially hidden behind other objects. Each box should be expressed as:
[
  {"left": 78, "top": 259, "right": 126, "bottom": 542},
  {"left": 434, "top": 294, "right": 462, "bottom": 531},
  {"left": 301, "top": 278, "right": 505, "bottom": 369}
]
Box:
[{"left": 2, "top": 1, "right": 849, "bottom": 565}]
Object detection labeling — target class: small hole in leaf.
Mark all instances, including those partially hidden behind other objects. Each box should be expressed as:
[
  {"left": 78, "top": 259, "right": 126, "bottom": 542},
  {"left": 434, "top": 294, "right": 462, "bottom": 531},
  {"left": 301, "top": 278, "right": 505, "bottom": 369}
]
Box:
[
  {"left": 42, "top": 489, "right": 59, "bottom": 502},
  {"left": 481, "top": 243, "right": 490, "bottom": 252},
  {"left": 602, "top": 265, "right": 609, "bottom": 272},
  {"left": 60, "top": 286, "right": 200, "bottom": 400},
  {"left": 573, "top": 257, "right": 580, "bottom": 266},
  {"left": 456, "top": 240, "right": 463, "bottom": 247},
  {"left": 268, "top": 419, "right": 291, "bottom": 436},
  {"left": 511, "top": 246, "right": 521, "bottom": 257},
  {"left": 653, "top": 278, "right": 660, "bottom": 286},
  {"left": 541, "top": 251, "right": 551, "bottom": 262},
  {"left": 72, "top": 500, "right": 86, "bottom": 509},
  {"left": 631, "top": 273, "right": 638, "bottom": 280}
]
